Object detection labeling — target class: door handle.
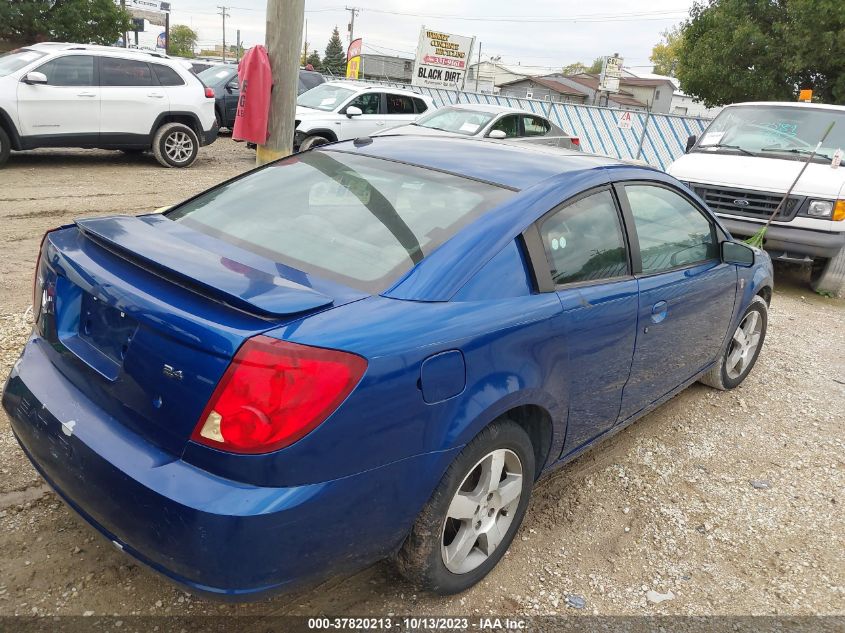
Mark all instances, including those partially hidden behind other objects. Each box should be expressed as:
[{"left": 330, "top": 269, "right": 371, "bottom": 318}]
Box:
[
  {"left": 650, "top": 300, "right": 668, "bottom": 323},
  {"left": 147, "top": 93, "right": 165, "bottom": 98},
  {"left": 77, "top": 92, "right": 96, "bottom": 97}
]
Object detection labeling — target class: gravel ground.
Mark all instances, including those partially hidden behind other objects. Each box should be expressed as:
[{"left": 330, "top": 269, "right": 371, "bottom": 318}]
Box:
[{"left": 0, "top": 140, "right": 843, "bottom": 619}]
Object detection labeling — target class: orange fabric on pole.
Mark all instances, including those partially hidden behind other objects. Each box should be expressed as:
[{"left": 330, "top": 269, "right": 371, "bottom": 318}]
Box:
[{"left": 233, "top": 45, "right": 272, "bottom": 144}]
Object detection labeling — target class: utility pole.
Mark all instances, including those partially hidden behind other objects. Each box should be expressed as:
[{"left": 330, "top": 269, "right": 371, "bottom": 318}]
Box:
[
  {"left": 302, "top": 19, "right": 308, "bottom": 65},
  {"left": 121, "top": 0, "right": 128, "bottom": 48},
  {"left": 475, "top": 41, "right": 481, "bottom": 92},
  {"left": 236, "top": 29, "right": 241, "bottom": 62},
  {"left": 345, "top": 6, "right": 359, "bottom": 44},
  {"left": 257, "top": 0, "right": 305, "bottom": 165},
  {"left": 165, "top": 9, "right": 171, "bottom": 55},
  {"left": 218, "top": 6, "right": 230, "bottom": 61}
]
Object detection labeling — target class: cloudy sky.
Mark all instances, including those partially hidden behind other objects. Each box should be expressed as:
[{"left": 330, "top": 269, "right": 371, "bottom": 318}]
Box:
[{"left": 167, "top": 0, "right": 694, "bottom": 72}]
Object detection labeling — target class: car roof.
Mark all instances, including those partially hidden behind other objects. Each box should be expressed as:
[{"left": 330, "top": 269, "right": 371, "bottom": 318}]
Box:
[
  {"left": 437, "top": 103, "right": 532, "bottom": 115},
  {"left": 324, "top": 135, "right": 625, "bottom": 190},
  {"left": 726, "top": 101, "right": 845, "bottom": 113},
  {"left": 26, "top": 42, "right": 173, "bottom": 62},
  {"left": 323, "top": 80, "right": 432, "bottom": 100}
]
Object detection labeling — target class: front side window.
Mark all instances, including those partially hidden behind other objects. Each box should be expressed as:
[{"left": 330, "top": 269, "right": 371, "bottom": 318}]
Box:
[
  {"left": 100, "top": 57, "right": 153, "bottom": 86},
  {"left": 35, "top": 55, "right": 94, "bottom": 86},
  {"left": 346, "top": 92, "right": 381, "bottom": 114},
  {"left": 522, "top": 115, "right": 550, "bottom": 137},
  {"left": 168, "top": 151, "right": 514, "bottom": 293},
  {"left": 488, "top": 115, "right": 520, "bottom": 138},
  {"left": 386, "top": 93, "right": 414, "bottom": 114},
  {"left": 539, "top": 190, "right": 629, "bottom": 285},
  {"left": 625, "top": 185, "right": 718, "bottom": 274}
]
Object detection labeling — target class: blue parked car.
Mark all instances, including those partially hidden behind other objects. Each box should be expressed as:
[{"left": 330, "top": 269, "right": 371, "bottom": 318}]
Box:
[{"left": 3, "top": 136, "right": 773, "bottom": 598}]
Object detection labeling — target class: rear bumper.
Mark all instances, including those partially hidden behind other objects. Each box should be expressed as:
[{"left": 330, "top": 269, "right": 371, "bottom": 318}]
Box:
[
  {"left": 201, "top": 123, "right": 219, "bottom": 146},
  {"left": 720, "top": 217, "right": 845, "bottom": 260},
  {"left": 2, "top": 336, "right": 451, "bottom": 599}
]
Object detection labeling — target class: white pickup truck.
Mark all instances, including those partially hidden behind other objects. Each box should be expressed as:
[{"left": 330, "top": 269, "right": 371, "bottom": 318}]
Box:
[{"left": 668, "top": 102, "right": 845, "bottom": 296}]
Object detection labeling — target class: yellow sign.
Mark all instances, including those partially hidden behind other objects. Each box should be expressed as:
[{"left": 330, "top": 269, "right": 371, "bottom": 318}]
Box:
[
  {"left": 798, "top": 89, "right": 813, "bottom": 102},
  {"left": 346, "top": 56, "right": 360, "bottom": 79}
]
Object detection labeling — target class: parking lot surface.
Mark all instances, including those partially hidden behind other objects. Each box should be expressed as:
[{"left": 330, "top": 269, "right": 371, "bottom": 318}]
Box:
[{"left": 0, "top": 140, "right": 843, "bottom": 617}]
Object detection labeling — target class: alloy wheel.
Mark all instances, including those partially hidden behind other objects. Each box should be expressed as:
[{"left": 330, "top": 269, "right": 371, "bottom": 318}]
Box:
[
  {"left": 725, "top": 310, "right": 763, "bottom": 379},
  {"left": 441, "top": 448, "right": 523, "bottom": 574},
  {"left": 164, "top": 131, "right": 194, "bottom": 164}
]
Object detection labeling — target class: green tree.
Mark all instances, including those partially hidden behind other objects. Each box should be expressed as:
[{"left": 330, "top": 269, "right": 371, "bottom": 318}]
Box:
[
  {"left": 322, "top": 27, "right": 346, "bottom": 76},
  {"left": 561, "top": 62, "right": 588, "bottom": 75},
  {"left": 677, "top": 0, "right": 845, "bottom": 107},
  {"left": 168, "top": 24, "right": 197, "bottom": 58},
  {"left": 305, "top": 49, "right": 322, "bottom": 71},
  {"left": 650, "top": 25, "right": 684, "bottom": 76},
  {"left": 587, "top": 57, "right": 604, "bottom": 74},
  {"left": 1, "top": 0, "right": 132, "bottom": 48}
]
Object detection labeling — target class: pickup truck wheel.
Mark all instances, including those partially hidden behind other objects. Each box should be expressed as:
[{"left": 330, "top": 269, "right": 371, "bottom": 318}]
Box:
[
  {"left": 152, "top": 122, "right": 199, "bottom": 168},
  {"left": 700, "top": 295, "right": 768, "bottom": 390},
  {"left": 810, "top": 248, "right": 845, "bottom": 298},
  {"left": 0, "top": 127, "right": 10, "bottom": 167},
  {"left": 299, "top": 135, "right": 330, "bottom": 151},
  {"left": 394, "top": 420, "right": 534, "bottom": 595}
]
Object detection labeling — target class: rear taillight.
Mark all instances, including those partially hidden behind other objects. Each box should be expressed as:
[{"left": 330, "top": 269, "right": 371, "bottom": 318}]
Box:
[
  {"left": 204, "top": 86, "right": 215, "bottom": 98},
  {"left": 32, "top": 231, "right": 50, "bottom": 322},
  {"left": 570, "top": 137, "right": 580, "bottom": 147},
  {"left": 191, "top": 336, "right": 367, "bottom": 454}
]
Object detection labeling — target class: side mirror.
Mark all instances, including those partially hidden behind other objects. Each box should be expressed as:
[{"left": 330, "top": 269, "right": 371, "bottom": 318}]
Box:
[
  {"left": 685, "top": 134, "right": 697, "bottom": 153},
  {"left": 346, "top": 106, "right": 362, "bottom": 118},
  {"left": 721, "top": 240, "right": 755, "bottom": 267},
  {"left": 488, "top": 129, "right": 507, "bottom": 139},
  {"left": 23, "top": 71, "right": 48, "bottom": 85}
]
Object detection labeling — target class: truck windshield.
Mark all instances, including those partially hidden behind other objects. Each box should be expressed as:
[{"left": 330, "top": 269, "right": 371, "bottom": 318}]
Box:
[{"left": 694, "top": 105, "right": 845, "bottom": 163}]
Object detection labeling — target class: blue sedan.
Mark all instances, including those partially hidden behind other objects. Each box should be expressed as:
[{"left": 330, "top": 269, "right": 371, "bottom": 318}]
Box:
[{"left": 2, "top": 136, "right": 773, "bottom": 598}]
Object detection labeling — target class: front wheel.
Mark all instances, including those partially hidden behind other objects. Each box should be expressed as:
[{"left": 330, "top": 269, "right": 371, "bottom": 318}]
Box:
[
  {"left": 298, "top": 135, "right": 330, "bottom": 151},
  {"left": 699, "top": 294, "right": 768, "bottom": 390},
  {"left": 394, "top": 420, "right": 535, "bottom": 594},
  {"left": 152, "top": 122, "right": 199, "bottom": 168}
]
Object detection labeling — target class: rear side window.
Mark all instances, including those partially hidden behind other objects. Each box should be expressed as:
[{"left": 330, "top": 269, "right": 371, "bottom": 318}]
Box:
[
  {"left": 624, "top": 185, "right": 718, "bottom": 273},
  {"left": 539, "top": 189, "right": 629, "bottom": 285},
  {"left": 413, "top": 98, "right": 428, "bottom": 113},
  {"left": 386, "top": 93, "right": 415, "bottom": 114},
  {"left": 100, "top": 57, "right": 153, "bottom": 86},
  {"left": 523, "top": 115, "right": 551, "bottom": 137},
  {"left": 36, "top": 55, "right": 95, "bottom": 86},
  {"left": 152, "top": 64, "right": 184, "bottom": 86},
  {"left": 168, "top": 151, "right": 514, "bottom": 293}
]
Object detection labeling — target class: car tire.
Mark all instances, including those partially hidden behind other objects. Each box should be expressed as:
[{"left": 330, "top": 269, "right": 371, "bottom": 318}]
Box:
[
  {"left": 299, "top": 135, "right": 330, "bottom": 151},
  {"left": 152, "top": 122, "right": 199, "bottom": 168},
  {"left": 0, "top": 126, "right": 10, "bottom": 167},
  {"left": 394, "top": 419, "right": 535, "bottom": 595},
  {"left": 810, "top": 248, "right": 845, "bottom": 298},
  {"left": 699, "top": 294, "right": 768, "bottom": 391}
]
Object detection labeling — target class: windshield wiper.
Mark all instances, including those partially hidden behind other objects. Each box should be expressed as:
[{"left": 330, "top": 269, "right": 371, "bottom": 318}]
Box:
[
  {"left": 760, "top": 147, "right": 833, "bottom": 161},
  {"left": 698, "top": 143, "right": 756, "bottom": 157}
]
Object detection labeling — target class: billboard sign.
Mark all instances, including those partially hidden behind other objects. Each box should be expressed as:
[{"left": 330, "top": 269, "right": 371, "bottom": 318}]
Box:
[
  {"left": 346, "top": 38, "right": 362, "bottom": 79},
  {"left": 599, "top": 54, "right": 623, "bottom": 93},
  {"left": 411, "top": 27, "right": 475, "bottom": 90}
]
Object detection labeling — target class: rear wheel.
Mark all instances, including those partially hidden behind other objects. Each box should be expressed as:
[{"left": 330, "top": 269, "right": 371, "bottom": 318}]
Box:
[
  {"left": 152, "top": 122, "right": 199, "bottom": 168},
  {"left": 394, "top": 420, "right": 534, "bottom": 594},
  {"left": 810, "top": 249, "right": 845, "bottom": 297},
  {"left": 299, "top": 135, "right": 330, "bottom": 151},
  {"left": 0, "top": 126, "right": 10, "bottom": 167},
  {"left": 699, "top": 295, "right": 768, "bottom": 390}
]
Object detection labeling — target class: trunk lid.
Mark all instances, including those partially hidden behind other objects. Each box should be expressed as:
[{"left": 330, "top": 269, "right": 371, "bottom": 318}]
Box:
[{"left": 36, "top": 215, "right": 364, "bottom": 456}]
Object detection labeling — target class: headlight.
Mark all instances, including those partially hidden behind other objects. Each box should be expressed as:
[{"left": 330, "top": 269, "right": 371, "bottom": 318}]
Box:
[{"left": 807, "top": 200, "right": 834, "bottom": 217}]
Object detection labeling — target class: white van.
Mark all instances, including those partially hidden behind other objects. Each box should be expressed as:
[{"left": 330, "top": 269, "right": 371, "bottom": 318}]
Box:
[{"left": 668, "top": 102, "right": 845, "bottom": 296}]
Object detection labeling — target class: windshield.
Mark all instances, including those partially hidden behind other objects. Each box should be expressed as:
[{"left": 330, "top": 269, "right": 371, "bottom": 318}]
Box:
[
  {"left": 414, "top": 107, "right": 498, "bottom": 135},
  {"left": 197, "top": 65, "right": 235, "bottom": 85},
  {"left": 0, "top": 48, "right": 47, "bottom": 77},
  {"left": 695, "top": 105, "right": 845, "bottom": 162},
  {"left": 297, "top": 83, "right": 355, "bottom": 111},
  {"left": 167, "top": 151, "right": 513, "bottom": 293}
]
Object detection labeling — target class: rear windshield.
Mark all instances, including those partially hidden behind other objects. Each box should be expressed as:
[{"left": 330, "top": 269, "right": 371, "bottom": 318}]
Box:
[{"left": 168, "top": 151, "right": 513, "bottom": 293}]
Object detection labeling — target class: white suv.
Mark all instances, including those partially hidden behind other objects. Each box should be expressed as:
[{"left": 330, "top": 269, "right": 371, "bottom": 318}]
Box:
[
  {"left": 0, "top": 43, "right": 218, "bottom": 168},
  {"left": 294, "top": 81, "right": 434, "bottom": 151}
]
